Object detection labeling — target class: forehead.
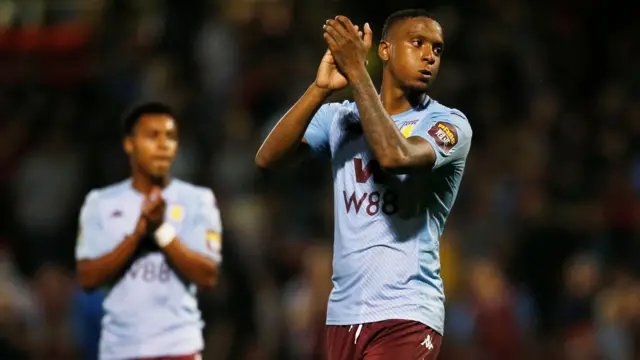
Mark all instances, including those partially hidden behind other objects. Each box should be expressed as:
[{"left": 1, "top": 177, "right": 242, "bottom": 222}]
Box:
[
  {"left": 135, "top": 114, "right": 176, "bottom": 131},
  {"left": 391, "top": 17, "right": 443, "bottom": 42}
]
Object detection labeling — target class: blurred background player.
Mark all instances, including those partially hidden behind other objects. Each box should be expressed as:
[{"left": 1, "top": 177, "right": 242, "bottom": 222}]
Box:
[
  {"left": 74, "top": 102, "right": 223, "bottom": 360},
  {"left": 256, "top": 9, "right": 471, "bottom": 360}
]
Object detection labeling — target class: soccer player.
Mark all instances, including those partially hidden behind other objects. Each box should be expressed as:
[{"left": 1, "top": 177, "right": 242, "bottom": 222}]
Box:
[
  {"left": 75, "top": 102, "right": 222, "bottom": 360},
  {"left": 256, "top": 9, "right": 472, "bottom": 360}
]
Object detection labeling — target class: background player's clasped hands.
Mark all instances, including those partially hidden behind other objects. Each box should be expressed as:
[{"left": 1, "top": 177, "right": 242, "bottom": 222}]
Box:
[{"left": 142, "top": 187, "right": 166, "bottom": 233}]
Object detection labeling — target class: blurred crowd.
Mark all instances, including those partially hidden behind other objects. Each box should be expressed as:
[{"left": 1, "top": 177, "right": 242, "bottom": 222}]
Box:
[{"left": 1, "top": 0, "right": 639, "bottom": 359}]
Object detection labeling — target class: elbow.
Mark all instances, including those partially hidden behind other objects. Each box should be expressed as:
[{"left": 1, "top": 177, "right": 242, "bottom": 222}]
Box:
[
  {"left": 76, "top": 261, "right": 105, "bottom": 292},
  {"left": 197, "top": 266, "right": 219, "bottom": 288},
  {"left": 255, "top": 147, "right": 278, "bottom": 170},
  {"left": 377, "top": 152, "right": 407, "bottom": 172},
  {"left": 76, "top": 270, "right": 99, "bottom": 292},
  {"left": 377, "top": 142, "right": 436, "bottom": 173},
  {"left": 254, "top": 152, "right": 272, "bottom": 170}
]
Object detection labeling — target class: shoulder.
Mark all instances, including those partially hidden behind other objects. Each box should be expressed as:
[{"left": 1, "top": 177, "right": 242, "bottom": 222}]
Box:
[
  {"left": 424, "top": 100, "right": 472, "bottom": 137},
  {"left": 84, "top": 179, "right": 131, "bottom": 204},
  {"left": 318, "top": 100, "right": 358, "bottom": 120},
  {"left": 322, "top": 100, "right": 355, "bottom": 111},
  {"left": 172, "top": 179, "right": 218, "bottom": 207},
  {"left": 338, "top": 100, "right": 358, "bottom": 115}
]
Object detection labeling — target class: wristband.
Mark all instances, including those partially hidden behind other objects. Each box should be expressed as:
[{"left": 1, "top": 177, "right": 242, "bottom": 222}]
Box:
[{"left": 154, "top": 223, "right": 176, "bottom": 248}]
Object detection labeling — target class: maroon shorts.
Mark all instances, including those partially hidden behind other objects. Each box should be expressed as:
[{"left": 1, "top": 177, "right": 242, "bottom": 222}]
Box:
[
  {"left": 326, "top": 320, "right": 442, "bottom": 360},
  {"left": 135, "top": 353, "right": 200, "bottom": 360}
]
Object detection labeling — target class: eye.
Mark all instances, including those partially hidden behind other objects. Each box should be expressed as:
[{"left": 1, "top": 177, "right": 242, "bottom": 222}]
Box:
[
  {"left": 412, "top": 39, "right": 423, "bottom": 47},
  {"left": 433, "top": 45, "right": 443, "bottom": 56}
]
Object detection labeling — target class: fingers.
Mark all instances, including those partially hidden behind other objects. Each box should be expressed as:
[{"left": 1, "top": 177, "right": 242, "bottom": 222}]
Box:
[
  {"left": 363, "top": 22, "right": 373, "bottom": 49},
  {"left": 149, "top": 187, "right": 162, "bottom": 200},
  {"left": 142, "top": 188, "right": 166, "bottom": 218},
  {"left": 145, "top": 202, "right": 165, "bottom": 224},
  {"left": 334, "top": 16, "right": 356, "bottom": 35},
  {"left": 324, "top": 16, "right": 354, "bottom": 42},
  {"left": 323, "top": 21, "right": 343, "bottom": 45},
  {"left": 354, "top": 25, "right": 362, "bottom": 39},
  {"left": 323, "top": 17, "right": 371, "bottom": 48},
  {"left": 323, "top": 32, "right": 338, "bottom": 51},
  {"left": 322, "top": 48, "right": 336, "bottom": 64}
]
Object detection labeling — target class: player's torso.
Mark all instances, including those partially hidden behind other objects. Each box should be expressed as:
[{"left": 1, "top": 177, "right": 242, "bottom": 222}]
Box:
[
  {"left": 96, "top": 180, "right": 203, "bottom": 358},
  {"left": 327, "top": 104, "right": 438, "bottom": 250},
  {"left": 323, "top": 102, "right": 453, "bottom": 331}
]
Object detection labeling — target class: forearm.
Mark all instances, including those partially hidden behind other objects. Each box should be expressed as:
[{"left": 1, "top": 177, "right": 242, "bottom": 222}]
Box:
[
  {"left": 162, "top": 239, "right": 218, "bottom": 288},
  {"left": 255, "top": 83, "right": 332, "bottom": 169},
  {"left": 349, "top": 71, "right": 411, "bottom": 168},
  {"left": 76, "top": 232, "right": 142, "bottom": 291}
]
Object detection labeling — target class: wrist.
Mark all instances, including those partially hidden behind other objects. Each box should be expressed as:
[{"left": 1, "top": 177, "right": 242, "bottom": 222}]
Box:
[
  {"left": 133, "top": 221, "right": 147, "bottom": 240},
  {"left": 346, "top": 66, "right": 369, "bottom": 85},
  {"left": 310, "top": 82, "right": 333, "bottom": 98},
  {"left": 154, "top": 223, "right": 176, "bottom": 248}
]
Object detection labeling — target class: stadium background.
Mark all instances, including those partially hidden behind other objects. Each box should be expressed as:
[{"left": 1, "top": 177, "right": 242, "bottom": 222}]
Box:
[{"left": 0, "top": 0, "right": 638, "bottom": 359}]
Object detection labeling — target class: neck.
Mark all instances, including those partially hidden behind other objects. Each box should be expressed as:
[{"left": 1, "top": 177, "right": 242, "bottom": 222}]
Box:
[
  {"left": 380, "top": 72, "right": 428, "bottom": 116},
  {"left": 131, "top": 169, "right": 169, "bottom": 195}
]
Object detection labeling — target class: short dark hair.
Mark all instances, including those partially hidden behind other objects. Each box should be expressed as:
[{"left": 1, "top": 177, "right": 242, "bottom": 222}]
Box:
[
  {"left": 381, "top": 9, "right": 433, "bottom": 40},
  {"left": 121, "top": 101, "right": 174, "bottom": 136}
]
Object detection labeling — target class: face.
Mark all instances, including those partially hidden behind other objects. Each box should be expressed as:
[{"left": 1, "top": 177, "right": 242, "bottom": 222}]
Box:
[
  {"left": 124, "top": 114, "right": 178, "bottom": 177},
  {"left": 379, "top": 17, "right": 444, "bottom": 91}
]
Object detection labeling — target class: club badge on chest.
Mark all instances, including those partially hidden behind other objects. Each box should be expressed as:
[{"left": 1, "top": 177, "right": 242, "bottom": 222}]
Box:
[{"left": 167, "top": 204, "right": 185, "bottom": 224}]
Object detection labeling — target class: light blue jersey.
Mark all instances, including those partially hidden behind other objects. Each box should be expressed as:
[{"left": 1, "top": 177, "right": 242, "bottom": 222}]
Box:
[
  {"left": 304, "top": 97, "right": 472, "bottom": 335},
  {"left": 75, "top": 179, "right": 223, "bottom": 360}
]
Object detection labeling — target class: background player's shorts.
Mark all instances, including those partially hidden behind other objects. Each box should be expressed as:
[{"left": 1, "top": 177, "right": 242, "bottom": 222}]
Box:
[
  {"left": 135, "top": 353, "right": 201, "bottom": 360},
  {"left": 326, "top": 320, "right": 442, "bottom": 360}
]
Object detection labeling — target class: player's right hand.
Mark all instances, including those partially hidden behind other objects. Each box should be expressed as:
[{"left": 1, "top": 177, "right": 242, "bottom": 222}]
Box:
[
  {"left": 315, "top": 24, "right": 367, "bottom": 90},
  {"left": 141, "top": 187, "right": 166, "bottom": 232}
]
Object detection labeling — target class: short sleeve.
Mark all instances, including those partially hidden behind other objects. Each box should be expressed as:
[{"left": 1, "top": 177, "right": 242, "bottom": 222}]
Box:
[
  {"left": 75, "top": 191, "right": 109, "bottom": 260},
  {"left": 183, "top": 189, "right": 223, "bottom": 264},
  {"left": 303, "top": 103, "right": 339, "bottom": 157},
  {"left": 412, "top": 110, "right": 472, "bottom": 170}
]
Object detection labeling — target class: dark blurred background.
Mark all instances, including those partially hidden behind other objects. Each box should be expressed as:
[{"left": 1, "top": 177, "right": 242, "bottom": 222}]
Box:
[{"left": 0, "top": 0, "right": 639, "bottom": 359}]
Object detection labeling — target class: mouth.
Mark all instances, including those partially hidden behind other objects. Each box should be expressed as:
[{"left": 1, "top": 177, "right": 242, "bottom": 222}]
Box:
[
  {"left": 151, "top": 156, "right": 173, "bottom": 167},
  {"left": 419, "top": 69, "right": 432, "bottom": 78}
]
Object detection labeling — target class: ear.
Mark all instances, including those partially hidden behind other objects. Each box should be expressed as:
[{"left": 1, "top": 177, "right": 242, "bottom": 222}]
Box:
[
  {"left": 378, "top": 40, "right": 390, "bottom": 62},
  {"left": 123, "top": 136, "right": 133, "bottom": 155}
]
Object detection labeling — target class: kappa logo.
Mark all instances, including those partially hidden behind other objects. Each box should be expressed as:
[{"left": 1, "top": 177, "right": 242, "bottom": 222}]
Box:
[{"left": 421, "top": 334, "right": 434, "bottom": 350}]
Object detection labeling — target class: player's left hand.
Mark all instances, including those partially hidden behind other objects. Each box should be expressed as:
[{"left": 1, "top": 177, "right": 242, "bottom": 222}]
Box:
[{"left": 323, "top": 16, "right": 372, "bottom": 80}]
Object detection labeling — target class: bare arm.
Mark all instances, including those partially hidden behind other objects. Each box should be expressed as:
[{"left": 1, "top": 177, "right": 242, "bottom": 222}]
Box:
[
  {"left": 323, "top": 17, "right": 435, "bottom": 173},
  {"left": 350, "top": 72, "right": 436, "bottom": 173},
  {"left": 76, "top": 228, "right": 144, "bottom": 291},
  {"left": 162, "top": 239, "right": 219, "bottom": 288},
  {"left": 75, "top": 190, "right": 162, "bottom": 292},
  {"left": 255, "top": 83, "right": 332, "bottom": 169}
]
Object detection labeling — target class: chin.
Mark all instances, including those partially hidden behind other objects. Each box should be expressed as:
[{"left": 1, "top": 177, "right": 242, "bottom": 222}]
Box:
[
  {"left": 148, "top": 169, "right": 170, "bottom": 179},
  {"left": 406, "top": 82, "right": 430, "bottom": 93}
]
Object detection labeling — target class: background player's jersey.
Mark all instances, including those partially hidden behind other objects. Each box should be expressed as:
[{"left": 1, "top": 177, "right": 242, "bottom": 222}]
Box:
[
  {"left": 304, "top": 97, "right": 472, "bottom": 335},
  {"left": 75, "top": 179, "right": 222, "bottom": 360}
]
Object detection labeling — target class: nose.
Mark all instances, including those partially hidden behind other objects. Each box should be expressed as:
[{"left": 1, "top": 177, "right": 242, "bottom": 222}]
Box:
[
  {"left": 156, "top": 133, "right": 172, "bottom": 150},
  {"left": 422, "top": 49, "right": 435, "bottom": 64}
]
